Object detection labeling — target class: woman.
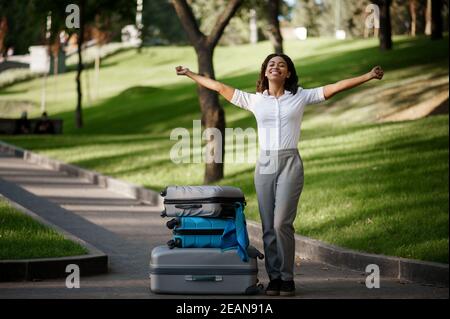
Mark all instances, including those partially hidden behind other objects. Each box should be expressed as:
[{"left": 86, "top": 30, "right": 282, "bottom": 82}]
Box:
[{"left": 175, "top": 54, "right": 384, "bottom": 296}]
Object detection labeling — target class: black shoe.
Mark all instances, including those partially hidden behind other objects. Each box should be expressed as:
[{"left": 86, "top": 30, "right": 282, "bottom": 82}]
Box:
[
  {"left": 265, "top": 278, "right": 282, "bottom": 296},
  {"left": 280, "top": 280, "right": 296, "bottom": 296}
]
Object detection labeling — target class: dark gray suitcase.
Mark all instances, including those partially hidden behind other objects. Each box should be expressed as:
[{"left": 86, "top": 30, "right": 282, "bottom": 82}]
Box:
[
  {"left": 160, "top": 185, "right": 246, "bottom": 218},
  {"left": 149, "top": 245, "right": 264, "bottom": 295}
]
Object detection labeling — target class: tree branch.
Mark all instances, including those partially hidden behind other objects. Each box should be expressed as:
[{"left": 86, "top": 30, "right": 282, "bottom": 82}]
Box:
[
  {"left": 207, "top": 0, "right": 243, "bottom": 48},
  {"left": 171, "top": 0, "right": 206, "bottom": 49}
]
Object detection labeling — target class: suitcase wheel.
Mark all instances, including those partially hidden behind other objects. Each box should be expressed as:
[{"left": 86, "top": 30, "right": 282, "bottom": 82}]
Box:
[
  {"left": 167, "top": 239, "right": 176, "bottom": 249},
  {"left": 167, "top": 238, "right": 181, "bottom": 249},
  {"left": 166, "top": 218, "right": 179, "bottom": 229}
]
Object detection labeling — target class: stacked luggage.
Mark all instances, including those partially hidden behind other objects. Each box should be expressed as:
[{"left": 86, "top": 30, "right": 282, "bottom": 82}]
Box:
[{"left": 150, "top": 185, "right": 264, "bottom": 295}]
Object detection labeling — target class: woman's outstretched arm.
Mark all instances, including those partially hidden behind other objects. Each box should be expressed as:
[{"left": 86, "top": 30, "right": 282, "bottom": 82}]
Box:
[
  {"left": 175, "top": 66, "right": 235, "bottom": 102},
  {"left": 323, "top": 66, "right": 384, "bottom": 100}
]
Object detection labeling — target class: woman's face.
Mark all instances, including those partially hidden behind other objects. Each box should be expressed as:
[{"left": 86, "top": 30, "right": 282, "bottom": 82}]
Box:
[{"left": 264, "top": 56, "right": 291, "bottom": 82}]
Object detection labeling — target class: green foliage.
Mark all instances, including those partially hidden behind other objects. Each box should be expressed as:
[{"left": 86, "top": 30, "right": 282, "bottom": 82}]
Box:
[
  {"left": 0, "top": 1, "right": 46, "bottom": 55},
  {"left": 188, "top": 0, "right": 251, "bottom": 45},
  {"left": 0, "top": 0, "right": 135, "bottom": 55},
  {"left": 289, "top": 0, "right": 449, "bottom": 37},
  {"left": 142, "top": 0, "right": 187, "bottom": 45}
]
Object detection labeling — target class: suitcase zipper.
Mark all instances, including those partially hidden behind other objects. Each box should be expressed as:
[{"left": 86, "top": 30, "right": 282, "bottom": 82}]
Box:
[
  {"left": 164, "top": 197, "right": 246, "bottom": 205},
  {"left": 150, "top": 268, "right": 257, "bottom": 275},
  {"left": 174, "top": 229, "right": 224, "bottom": 235}
]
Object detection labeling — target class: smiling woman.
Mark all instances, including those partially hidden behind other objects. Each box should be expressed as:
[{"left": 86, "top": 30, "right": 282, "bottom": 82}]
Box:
[
  {"left": 176, "top": 52, "right": 384, "bottom": 296},
  {"left": 256, "top": 54, "right": 299, "bottom": 96}
]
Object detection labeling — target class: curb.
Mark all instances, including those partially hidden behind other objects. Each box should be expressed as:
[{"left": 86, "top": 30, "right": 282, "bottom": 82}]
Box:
[
  {"left": 247, "top": 221, "right": 449, "bottom": 287},
  {"left": 0, "top": 194, "right": 108, "bottom": 282},
  {"left": 0, "top": 141, "right": 164, "bottom": 209}
]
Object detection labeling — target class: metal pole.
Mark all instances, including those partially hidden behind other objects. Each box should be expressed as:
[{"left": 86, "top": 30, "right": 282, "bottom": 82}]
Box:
[
  {"left": 136, "top": 0, "right": 144, "bottom": 48},
  {"left": 250, "top": 9, "right": 258, "bottom": 44}
]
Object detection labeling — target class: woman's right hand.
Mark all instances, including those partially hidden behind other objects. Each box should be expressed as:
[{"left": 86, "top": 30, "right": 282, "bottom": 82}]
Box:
[{"left": 175, "top": 66, "right": 190, "bottom": 76}]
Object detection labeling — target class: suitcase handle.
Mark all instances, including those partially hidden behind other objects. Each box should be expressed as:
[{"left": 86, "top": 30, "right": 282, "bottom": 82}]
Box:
[
  {"left": 184, "top": 275, "right": 223, "bottom": 282},
  {"left": 220, "top": 201, "right": 247, "bottom": 209},
  {"left": 221, "top": 203, "right": 237, "bottom": 209},
  {"left": 174, "top": 204, "right": 202, "bottom": 209}
]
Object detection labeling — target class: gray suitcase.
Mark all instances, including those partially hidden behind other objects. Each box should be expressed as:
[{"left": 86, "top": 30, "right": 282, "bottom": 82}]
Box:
[
  {"left": 149, "top": 245, "right": 264, "bottom": 295},
  {"left": 160, "top": 185, "right": 246, "bottom": 218}
]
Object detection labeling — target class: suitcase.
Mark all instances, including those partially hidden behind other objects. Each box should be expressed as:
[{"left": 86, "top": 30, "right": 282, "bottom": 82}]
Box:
[
  {"left": 166, "top": 217, "right": 230, "bottom": 249},
  {"left": 149, "top": 245, "right": 264, "bottom": 295},
  {"left": 160, "top": 185, "right": 246, "bottom": 218}
]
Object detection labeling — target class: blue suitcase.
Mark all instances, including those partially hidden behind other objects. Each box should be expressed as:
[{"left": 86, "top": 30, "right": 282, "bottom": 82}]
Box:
[{"left": 166, "top": 217, "right": 229, "bottom": 249}]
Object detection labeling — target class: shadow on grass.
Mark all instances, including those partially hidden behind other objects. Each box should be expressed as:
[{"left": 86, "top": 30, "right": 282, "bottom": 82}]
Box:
[
  {"left": 298, "top": 195, "right": 449, "bottom": 263},
  {"left": 0, "top": 134, "right": 169, "bottom": 151}
]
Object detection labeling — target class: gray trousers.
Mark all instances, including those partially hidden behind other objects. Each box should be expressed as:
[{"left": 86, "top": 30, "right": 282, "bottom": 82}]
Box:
[{"left": 254, "top": 148, "right": 304, "bottom": 281}]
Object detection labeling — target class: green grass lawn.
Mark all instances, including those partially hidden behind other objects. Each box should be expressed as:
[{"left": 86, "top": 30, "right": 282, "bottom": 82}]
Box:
[
  {"left": 0, "top": 35, "right": 448, "bottom": 263},
  {"left": 0, "top": 198, "right": 88, "bottom": 259}
]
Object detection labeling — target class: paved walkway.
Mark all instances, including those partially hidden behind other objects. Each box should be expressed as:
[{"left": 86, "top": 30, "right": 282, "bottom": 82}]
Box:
[{"left": 0, "top": 152, "right": 448, "bottom": 299}]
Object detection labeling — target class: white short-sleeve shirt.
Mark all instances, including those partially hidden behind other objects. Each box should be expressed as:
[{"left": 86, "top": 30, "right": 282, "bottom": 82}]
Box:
[{"left": 230, "top": 87, "right": 325, "bottom": 150}]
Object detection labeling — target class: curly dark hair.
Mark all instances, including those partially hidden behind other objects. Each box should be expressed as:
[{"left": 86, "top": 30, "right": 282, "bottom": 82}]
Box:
[{"left": 256, "top": 53, "right": 299, "bottom": 95}]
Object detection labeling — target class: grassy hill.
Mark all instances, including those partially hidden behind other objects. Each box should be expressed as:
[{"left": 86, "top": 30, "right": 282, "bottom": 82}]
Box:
[{"left": 0, "top": 35, "right": 448, "bottom": 263}]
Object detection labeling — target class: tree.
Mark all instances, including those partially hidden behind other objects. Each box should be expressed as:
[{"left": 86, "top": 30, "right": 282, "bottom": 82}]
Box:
[
  {"left": 72, "top": 0, "right": 134, "bottom": 128},
  {"left": 292, "top": 0, "right": 328, "bottom": 37},
  {"left": 425, "top": 0, "right": 432, "bottom": 34},
  {"left": 0, "top": 16, "right": 7, "bottom": 58},
  {"left": 189, "top": 0, "right": 256, "bottom": 46},
  {"left": 0, "top": 1, "right": 45, "bottom": 56},
  {"left": 75, "top": 0, "right": 86, "bottom": 128},
  {"left": 142, "top": 0, "right": 187, "bottom": 45},
  {"left": 171, "top": 0, "right": 243, "bottom": 183},
  {"left": 409, "top": 0, "right": 418, "bottom": 35},
  {"left": 431, "top": 0, "right": 444, "bottom": 39},
  {"left": 266, "top": 0, "right": 283, "bottom": 54},
  {"left": 373, "top": 0, "right": 393, "bottom": 50}
]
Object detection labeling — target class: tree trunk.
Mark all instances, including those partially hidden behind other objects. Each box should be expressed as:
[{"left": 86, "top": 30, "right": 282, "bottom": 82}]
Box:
[
  {"left": 0, "top": 16, "right": 7, "bottom": 57},
  {"left": 378, "top": 0, "right": 393, "bottom": 50},
  {"left": 425, "top": 0, "right": 432, "bottom": 35},
  {"left": 94, "top": 44, "right": 100, "bottom": 100},
  {"left": 431, "top": 0, "right": 443, "bottom": 40},
  {"left": 267, "top": 0, "right": 283, "bottom": 54},
  {"left": 75, "top": 0, "right": 85, "bottom": 128},
  {"left": 197, "top": 48, "right": 225, "bottom": 184},
  {"left": 409, "top": 0, "right": 417, "bottom": 36}
]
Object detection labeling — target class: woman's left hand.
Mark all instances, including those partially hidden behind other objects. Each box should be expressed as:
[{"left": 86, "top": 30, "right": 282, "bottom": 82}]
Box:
[{"left": 370, "top": 66, "right": 384, "bottom": 80}]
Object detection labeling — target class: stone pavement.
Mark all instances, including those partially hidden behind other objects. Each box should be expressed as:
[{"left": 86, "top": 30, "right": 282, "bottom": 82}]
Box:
[{"left": 0, "top": 152, "right": 448, "bottom": 299}]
